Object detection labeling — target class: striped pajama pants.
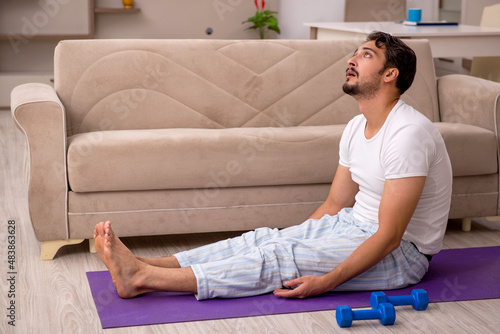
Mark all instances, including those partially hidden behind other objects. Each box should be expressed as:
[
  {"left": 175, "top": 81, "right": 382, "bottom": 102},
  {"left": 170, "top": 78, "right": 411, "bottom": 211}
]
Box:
[{"left": 174, "top": 208, "right": 429, "bottom": 300}]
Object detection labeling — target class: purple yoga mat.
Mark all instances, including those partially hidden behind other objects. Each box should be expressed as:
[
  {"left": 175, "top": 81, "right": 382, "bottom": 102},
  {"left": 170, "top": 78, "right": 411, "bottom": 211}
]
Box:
[{"left": 87, "top": 246, "right": 500, "bottom": 329}]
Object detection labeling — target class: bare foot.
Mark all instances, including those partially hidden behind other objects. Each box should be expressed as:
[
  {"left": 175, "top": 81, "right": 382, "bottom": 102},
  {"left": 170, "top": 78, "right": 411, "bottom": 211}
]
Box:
[
  {"left": 100, "top": 221, "right": 153, "bottom": 298},
  {"left": 138, "top": 255, "right": 182, "bottom": 268},
  {"left": 94, "top": 222, "right": 180, "bottom": 269}
]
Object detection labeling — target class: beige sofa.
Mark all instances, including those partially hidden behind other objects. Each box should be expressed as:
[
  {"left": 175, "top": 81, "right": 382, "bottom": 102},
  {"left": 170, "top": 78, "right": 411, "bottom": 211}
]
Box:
[{"left": 11, "top": 39, "right": 500, "bottom": 260}]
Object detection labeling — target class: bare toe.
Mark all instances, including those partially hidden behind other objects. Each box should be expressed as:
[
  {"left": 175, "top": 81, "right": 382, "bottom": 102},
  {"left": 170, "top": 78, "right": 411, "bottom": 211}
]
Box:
[{"left": 94, "top": 221, "right": 106, "bottom": 239}]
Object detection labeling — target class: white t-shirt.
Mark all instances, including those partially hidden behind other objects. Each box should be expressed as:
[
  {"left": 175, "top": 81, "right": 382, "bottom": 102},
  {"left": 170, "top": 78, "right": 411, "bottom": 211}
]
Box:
[{"left": 339, "top": 99, "right": 452, "bottom": 255}]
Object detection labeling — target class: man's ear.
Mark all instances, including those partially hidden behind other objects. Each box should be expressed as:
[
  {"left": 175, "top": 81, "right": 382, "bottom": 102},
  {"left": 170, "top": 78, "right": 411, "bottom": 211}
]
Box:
[{"left": 384, "top": 68, "right": 399, "bottom": 83}]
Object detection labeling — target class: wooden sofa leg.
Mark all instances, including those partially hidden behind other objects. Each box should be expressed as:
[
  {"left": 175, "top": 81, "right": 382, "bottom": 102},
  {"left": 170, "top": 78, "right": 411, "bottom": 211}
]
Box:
[
  {"left": 461, "top": 218, "right": 472, "bottom": 232},
  {"left": 40, "top": 239, "right": 85, "bottom": 260},
  {"left": 89, "top": 238, "right": 97, "bottom": 254}
]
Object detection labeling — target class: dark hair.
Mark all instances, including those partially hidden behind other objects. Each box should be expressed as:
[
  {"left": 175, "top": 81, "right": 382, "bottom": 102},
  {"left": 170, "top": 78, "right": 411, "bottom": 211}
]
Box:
[{"left": 367, "top": 31, "right": 416, "bottom": 95}]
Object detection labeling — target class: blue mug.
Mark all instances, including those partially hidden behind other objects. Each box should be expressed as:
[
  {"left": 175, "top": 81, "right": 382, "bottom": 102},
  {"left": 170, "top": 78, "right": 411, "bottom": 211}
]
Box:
[{"left": 408, "top": 8, "right": 422, "bottom": 22}]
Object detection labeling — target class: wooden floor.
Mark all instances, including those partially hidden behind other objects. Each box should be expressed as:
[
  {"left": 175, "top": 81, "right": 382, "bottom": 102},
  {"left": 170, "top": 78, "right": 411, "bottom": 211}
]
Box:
[{"left": 1, "top": 109, "right": 500, "bottom": 333}]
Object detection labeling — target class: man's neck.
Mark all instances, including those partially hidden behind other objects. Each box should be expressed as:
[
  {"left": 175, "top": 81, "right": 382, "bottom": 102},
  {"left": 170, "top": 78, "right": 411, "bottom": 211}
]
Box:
[{"left": 358, "top": 94, "right": 400, "bottom": 139}]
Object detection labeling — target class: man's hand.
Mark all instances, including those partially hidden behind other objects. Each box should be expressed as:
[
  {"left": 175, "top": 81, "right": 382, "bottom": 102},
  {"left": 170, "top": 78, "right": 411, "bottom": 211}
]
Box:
[{"left": 273, "top": 275, "right": 331, "bottom": 299}]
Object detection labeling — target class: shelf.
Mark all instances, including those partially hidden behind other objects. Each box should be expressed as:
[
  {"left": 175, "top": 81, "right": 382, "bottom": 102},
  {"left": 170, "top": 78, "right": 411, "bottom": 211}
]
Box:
[
  {"left": 94, "top": 8, "right": 141, "bottom": 14},
  {"left": 0, "top": 0, "right": 95, "bottom": 40}
]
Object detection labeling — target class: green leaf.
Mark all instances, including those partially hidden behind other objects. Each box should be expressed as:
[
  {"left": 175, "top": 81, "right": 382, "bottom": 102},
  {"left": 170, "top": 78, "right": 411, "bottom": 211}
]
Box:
[
  {"left": 243, "top": 10, "right": 281, "bottom": 38},
  {"left": 267, "top": 25, "right": 281, "bottom": 34},
  {"left": 266, "top": 16, "right": 278, "bottom": 25}
]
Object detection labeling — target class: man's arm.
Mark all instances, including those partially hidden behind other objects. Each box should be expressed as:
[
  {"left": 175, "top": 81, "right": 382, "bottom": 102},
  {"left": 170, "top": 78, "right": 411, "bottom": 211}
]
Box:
[
  {"left": 274, "top": 176, "right": 426, "bottom": 299},
  {"left": 308, "top": 164, "right": 358, "bottom": 220}
]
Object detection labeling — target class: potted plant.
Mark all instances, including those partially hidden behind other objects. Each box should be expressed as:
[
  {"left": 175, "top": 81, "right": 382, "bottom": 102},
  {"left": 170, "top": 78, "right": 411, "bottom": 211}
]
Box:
[{"left": 243, "top": 0, "right": 280, "bottom": 39}]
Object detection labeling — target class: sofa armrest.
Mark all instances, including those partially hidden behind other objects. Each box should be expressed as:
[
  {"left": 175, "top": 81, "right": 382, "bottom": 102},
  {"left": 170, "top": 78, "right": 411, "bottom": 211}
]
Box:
[
  {"left": 438, "top": 75, "right": 500, "bottom": 217},
  {"left": 11, "top": 83, "right": 69, "bottom": 241},
  {"left": 438, "top": 74, "right": 500, "bottom": 133}
]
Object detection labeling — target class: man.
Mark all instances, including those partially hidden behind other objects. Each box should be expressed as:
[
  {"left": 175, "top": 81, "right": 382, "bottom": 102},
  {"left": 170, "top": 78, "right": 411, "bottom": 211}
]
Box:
[{"left": 93, "top": 31, "right": 452, "bottom": 300}]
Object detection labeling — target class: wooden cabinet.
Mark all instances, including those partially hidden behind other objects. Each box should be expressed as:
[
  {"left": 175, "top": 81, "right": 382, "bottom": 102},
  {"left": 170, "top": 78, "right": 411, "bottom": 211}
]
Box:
[{"left": 0, "top": 0, "right": 141, "bottom": 109}]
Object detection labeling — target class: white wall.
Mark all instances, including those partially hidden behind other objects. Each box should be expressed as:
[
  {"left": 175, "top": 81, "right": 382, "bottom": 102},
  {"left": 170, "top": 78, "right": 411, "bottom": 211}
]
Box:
[
  {"left": 94, "top": 0, "right": 279, "bottom": 39},
  {"left": 277, "top": 0, "right": 344, "bottom": 39}
]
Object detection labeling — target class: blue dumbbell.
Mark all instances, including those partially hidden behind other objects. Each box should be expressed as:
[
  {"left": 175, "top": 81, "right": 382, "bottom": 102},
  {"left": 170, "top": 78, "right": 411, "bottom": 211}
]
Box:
[
  {"left": 370, "top": 289, "right": 429, "bottom": 311},
  {"left": 336, "top": 302, "right": 396, "bottom": 328}
]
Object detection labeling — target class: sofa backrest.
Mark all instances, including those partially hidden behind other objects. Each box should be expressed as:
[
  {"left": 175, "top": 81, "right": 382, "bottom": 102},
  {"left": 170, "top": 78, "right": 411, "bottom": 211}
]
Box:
[
  {"left": 402, "top": 39, "right": 440, "bottom": 122},
  {"left": 54, "top": 39, "right": 439, "bottom": 136}
]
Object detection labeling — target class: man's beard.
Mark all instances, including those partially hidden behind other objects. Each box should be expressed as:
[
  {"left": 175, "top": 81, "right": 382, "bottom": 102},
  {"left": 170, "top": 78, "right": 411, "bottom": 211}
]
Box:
[{"left": 342, "top": 69, "right": 383, "bottom": 100}]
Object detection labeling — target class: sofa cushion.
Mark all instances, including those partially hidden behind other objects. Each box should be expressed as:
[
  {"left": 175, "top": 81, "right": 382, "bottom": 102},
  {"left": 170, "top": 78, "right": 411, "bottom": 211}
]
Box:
[
  {"left": 67, "top": 126, "right": 344, "bottom": 193},
  {"left": 434, "top": 122, "right": 498, "bottom": 176}
]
